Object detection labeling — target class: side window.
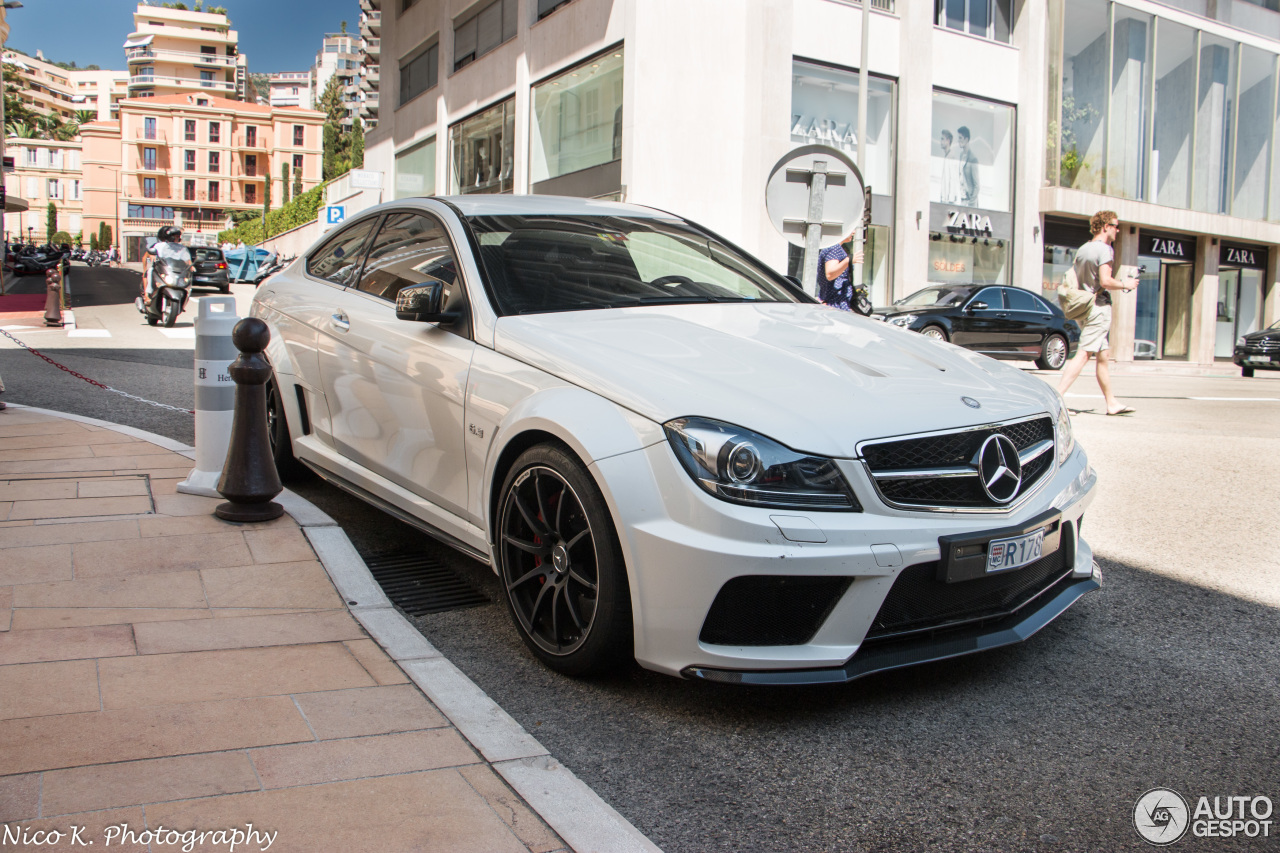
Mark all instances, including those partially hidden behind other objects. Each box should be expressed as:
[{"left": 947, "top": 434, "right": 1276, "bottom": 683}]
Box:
[
  {"left": 307, "top": 218, "right": 379, "bottom": 286},
  {"left": 1003, "top": 287, "right": 1039, "bottom": 312},
  {"left": 972, "top": 287, "right": 1004, "bottom": 309},
  {"left": 357, "top": 212, "right": 464, "bottom": 309}
]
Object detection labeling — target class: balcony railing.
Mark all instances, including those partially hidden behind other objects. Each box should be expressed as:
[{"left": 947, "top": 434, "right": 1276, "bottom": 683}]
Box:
[
  {"left": 126, "top": 47, "right": 235, "bottom": 67},
  {"left": 360, "top": 11, "right": 380, "bottom": 37},
  {"left": 133, "top": 128, "right": 168, "bottom": 143},
  {"left": 128, "top": 74, "right": 235, "bottom": 92},
  {"left": 363, "top": 37, "right": 380, "bottom": 57}
]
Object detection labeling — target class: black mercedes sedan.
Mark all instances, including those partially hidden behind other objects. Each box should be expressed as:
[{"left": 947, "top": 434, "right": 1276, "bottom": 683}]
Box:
[
  {"left": 874, "top": 284, "right": 1079, "bottom": 370},
  {"left": 1234, "top": 320, "right": 1280, "bottom": 377}
]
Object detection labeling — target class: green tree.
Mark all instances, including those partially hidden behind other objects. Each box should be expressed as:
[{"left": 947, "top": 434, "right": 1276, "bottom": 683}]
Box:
[
  {"left": 340, "top": 20, "right": 347, "bottom": 33},
  {"left": 46, "top": 203, "right": 57, "bottom": 241},
  {"left": 280, "top": 161, "right": 290, "bottom": 204},
  {"left": 4, "top": 83, "right": 37, "bottom": 128},
  {"left": 350, "top": 117, "right": 364, "bottom": 169},
  {"left": 73, "top": 109, "right": 96, "bottom": 125},
  {"left": 292, "top": 165, "right": 302, "bottom": 199},
  {"left": 318, "top": 74, "right": 345, "bottom": 126},
  {"left": 262, "top": 170, "right": 272, "bottom": 234},
  {"left": 90, "top": 233, "right": 99, "bottom": 251},
  {"left": 99, "top": 222, "right": 112, "bottom": 251},
  {"left": 322, "top": 122, "right": 339, "bottom": 181},
  {"left": 51, "top": 230, "right": 72, "bottom": 246}
]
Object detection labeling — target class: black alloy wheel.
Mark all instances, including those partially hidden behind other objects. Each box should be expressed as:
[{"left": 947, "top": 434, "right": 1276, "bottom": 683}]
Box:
[
  {"left": 1037, "top": 333, "right": 1069, "bottom": 370},
  {"left": 265, "top": 377, "right": 309, "bottom": 482},
  {"left": 496, "top": 445, "right": 632, "bottom": 676}
]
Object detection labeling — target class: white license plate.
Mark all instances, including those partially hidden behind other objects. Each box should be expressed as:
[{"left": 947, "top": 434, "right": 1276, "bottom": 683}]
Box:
[
  {"left": 987, "top": 528, "right": 1045, "bottom": 573},
  {"left": 1247, "top": 355, "right": 1272, "bottom": 363}
]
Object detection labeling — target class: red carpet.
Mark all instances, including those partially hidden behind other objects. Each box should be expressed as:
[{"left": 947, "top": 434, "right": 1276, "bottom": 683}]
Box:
[{"left": 0, "top": 294, "right": 49, "bottom": 318}]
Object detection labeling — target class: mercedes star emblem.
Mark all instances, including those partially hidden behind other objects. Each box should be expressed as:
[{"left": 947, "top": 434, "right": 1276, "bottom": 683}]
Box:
[
  {"left": 974, "top": 434, "right": 1022, "bottom": 504},
  {"left": 961, "top": 396, "right": 981, "bottom": 409}
]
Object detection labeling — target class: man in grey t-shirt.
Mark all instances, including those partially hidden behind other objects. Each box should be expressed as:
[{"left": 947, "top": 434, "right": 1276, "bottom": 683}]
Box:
[{"left": 1057, "top": 210, "right": 1137, "bottom": 415}]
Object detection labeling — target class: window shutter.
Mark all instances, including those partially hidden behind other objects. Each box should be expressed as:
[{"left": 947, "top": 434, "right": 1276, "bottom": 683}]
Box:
[
  {"left": 454, "top": 18, "right": 477, "bottom": 67},
  {"left": 476, "top": 2, "right": 502, "bottom": 56}
]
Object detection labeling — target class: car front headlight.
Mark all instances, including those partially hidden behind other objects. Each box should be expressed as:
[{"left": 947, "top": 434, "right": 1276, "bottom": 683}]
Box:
[
  {"left": 887, "top": 313, "right": 917, "bottom": 327},
  {"left": 1236, "top": 336, "right": 1247, "bottom": 348},
  {"left": 664, "top": 417, "right": 860, "bottom": 511},
  {"left": 1056, "top": 401, "right": 1075, "bottom": 466}
]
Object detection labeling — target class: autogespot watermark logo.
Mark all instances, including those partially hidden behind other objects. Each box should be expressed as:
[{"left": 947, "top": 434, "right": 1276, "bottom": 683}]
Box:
[{"left": 1135, "top": 788, "right": 1275, "bottom": 845}]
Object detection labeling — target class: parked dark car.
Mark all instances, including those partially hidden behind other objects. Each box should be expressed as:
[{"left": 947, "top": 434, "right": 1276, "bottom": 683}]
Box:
[
  {"left": 192, "top": 247, "right": 231, "bottom": 293},
  {"left": 1234, "top": 320, "right": 1280, "bottom": 377},
  {"left": 873, "top": 284, "right": 1080, "bottom": 370}
]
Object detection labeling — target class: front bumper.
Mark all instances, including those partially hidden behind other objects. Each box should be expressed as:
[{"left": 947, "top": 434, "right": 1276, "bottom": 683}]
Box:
[
  {"left": 1234, "top": 348, "right": 1280, "bottom": 370},
  {"left": 593, "top": 437, "right": 1099, "bottom": 680}
]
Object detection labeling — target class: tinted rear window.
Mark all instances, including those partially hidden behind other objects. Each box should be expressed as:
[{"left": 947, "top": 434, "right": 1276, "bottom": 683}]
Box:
[{"left": 193, "top": 249, "right": 224, "bottom": 262}]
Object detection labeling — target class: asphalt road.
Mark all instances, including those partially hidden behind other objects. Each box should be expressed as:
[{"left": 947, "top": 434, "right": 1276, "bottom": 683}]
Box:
[{"left": 10, "top": 264, "right": 1278, "bottom": 852}]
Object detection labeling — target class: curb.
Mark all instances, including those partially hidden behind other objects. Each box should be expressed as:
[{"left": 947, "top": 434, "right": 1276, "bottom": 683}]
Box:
[{"left": 9, "top": 404, "right": 662, "bottom": 853}]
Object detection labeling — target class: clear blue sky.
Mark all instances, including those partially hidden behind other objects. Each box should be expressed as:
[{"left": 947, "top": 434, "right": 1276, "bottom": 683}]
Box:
[{"left": 5, "top": 0, "right": 361, "bottom": 74}]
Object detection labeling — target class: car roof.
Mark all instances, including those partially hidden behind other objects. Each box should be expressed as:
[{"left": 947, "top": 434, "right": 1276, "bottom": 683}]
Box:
[{"left": 408, "top": 194, "right": 671, "bottom": 219}]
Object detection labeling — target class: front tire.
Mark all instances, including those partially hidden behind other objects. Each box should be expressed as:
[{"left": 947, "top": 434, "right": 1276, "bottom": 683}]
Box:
[
  {"left": 162, "top": 295, "right": 180, "bottom": 327},
  {"left": 496, "top": 444, "right": 632, "bottom": 677},
  {"left": 1036, "top": 333, "right": 1069, "bottom": 370},
  {"left": 266, "top": 377, "right": 310, "bottom": 482},
  {"left": 920, "top": 325, "right": 949, "bottom": 343}
]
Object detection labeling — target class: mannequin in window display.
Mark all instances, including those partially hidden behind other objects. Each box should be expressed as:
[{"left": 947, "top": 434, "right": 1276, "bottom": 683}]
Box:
[
  {"left": 939, "top": 129, "right": 961, "bottom": 204},
  {"left": 957, "top": 126, "right": 980, "bottom": 206}
]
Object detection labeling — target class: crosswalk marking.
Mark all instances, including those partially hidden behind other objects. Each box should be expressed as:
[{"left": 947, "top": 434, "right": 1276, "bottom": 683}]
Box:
[{"left": 68, "top": 329, "right": 111, "bottom": 338}]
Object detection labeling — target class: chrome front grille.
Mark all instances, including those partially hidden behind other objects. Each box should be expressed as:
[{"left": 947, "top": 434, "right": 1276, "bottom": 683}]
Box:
[{"left": 860, "top": 416, "right": 1055, "bottom": 511}]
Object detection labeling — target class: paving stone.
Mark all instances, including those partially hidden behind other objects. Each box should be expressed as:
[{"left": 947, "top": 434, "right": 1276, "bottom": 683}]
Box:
[
  {"left": 0, "top": 430, "right": 134, "bottom": 450},
  {"left": 251, "top": 728, "right": 477, "bottom": 789},
  {"left": 41, "top": 751, "right": 261, "bottom": 816},
  {"left": 0, "top": 624, "right": 136, "bottom": 666},
  {"left": 0, "top": 696, "right": 312, "bottom": 774},
  {"left": 13, "top": 571, "right": 207, "bottom": 609},
  {"left": 0, "top": 587, "right": 11, "bottom": 632},
  {"left": 343, "top": 638, "right": 410, "bottom": 685},
  {"left": 134, "top": 611, "right": 364, "bottom": 655},
  {"left": 0, "top": 445, "right": 94, "bottom": 463},
  {"left": 153, "top": 493, "right": 224, "bottom": 517},
  {"left": 74, "top": 531, "right": 252, "bottom": 578},
  {"left": 460, "top": 763, "right": 567, "bottom": 853},
  {"left": 0, "top": 771, "right": 40, "bottom": 821},
  {"left": 9, "top": 806, "right": 152, "bottom": 852},
  {"left": 8, "top": 496, "right": 154, "bottom": 520},
  {"left": 0, "top": 544, "right": 73, "bottom": 586},
  {"left": 77, "top": 478, "right": 151, "bottom": 498},
  {"left": 138, "top": 513, "right": 283, "bottom": 538},
  {"left": 0, "top": 456, "right": 143, "bottom": 475},
  {"left": 293, "top": 684, "right": 445, "bottom": 740},
  {"left": 0, "top": 419, "right": 87, "bottom": 438},
  {"left": 98, "top": 643, "right": 375, "bottom": 709},
  {"left": 11, "top": 607, "right": 211, "bottom": 630},
  {"left": 147, "top": 770, "right": 531, "bottom": 853},
  {"left": 0, "top": 520, "right": 139, "bottom": 549},
  {"left": 90, "top": 442, "right": 179, "bottom": 457},
  {"left": 243, "top": 527, "right": 316, "bottom": 564},
  {"left": 201, "top": 561, "right": 344, "bottom": 610},
  {"left": 0, "top": 659, "right": 101, "bottom": 719},
  {"left": 0, "top": 480, "right": 77, "bottom": 501}
]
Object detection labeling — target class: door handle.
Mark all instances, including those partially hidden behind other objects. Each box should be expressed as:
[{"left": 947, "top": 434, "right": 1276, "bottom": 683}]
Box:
[{"left": 330, "top": 312, "right": 350, "bottom": 332}]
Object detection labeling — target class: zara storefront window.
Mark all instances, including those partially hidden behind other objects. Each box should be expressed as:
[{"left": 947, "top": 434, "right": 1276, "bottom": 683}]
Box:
[
  {"left": 928, "top": 90, "right": 1014, "bottom": 285},
  {"left": 788, "top": 61, "right": 896, "bottom": 306},
  {"left": 530, "top": 49, "right": 624, "bottom": 195},
  {"left": 450, "top": 99, "right": 515, "bottom": 195}
]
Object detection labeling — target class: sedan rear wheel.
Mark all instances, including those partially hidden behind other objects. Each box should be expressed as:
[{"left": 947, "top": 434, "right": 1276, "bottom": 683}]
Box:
[
  {"left": 496, "top": 445, "right": 632, "bottom": 677},
  {"left": 1036, "top": 333, "right": 1069, "bottom": 370},
  {"left": 920, "top": 325, "right": 948, "bottom": 343}
]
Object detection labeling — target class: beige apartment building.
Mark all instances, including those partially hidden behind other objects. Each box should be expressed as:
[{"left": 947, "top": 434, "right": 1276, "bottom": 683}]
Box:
[
  {"left": 72, "top": 70, "right": 131, "bottom": 122},
  {"left": 80, "top": 94, "right": 325, "bottom": 259},
  {"left": 3, "top": 139, "right": 84, "bottom": 244},
  {"left": 2, "top": 50, "right": 80, "bottom": 121},
  {"left": 123, "top": 3, "right": 246, "bottom": 101}
]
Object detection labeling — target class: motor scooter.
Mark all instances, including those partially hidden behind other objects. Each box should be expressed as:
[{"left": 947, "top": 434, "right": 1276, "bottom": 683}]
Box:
[{"left": 135, "top": 248, "right": 194, "bottom": 327}]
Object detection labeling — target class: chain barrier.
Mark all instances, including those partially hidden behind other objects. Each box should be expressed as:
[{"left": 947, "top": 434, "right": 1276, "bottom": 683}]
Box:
[{"left": 0, "top": 327, "right": 195, "bottom": 415}]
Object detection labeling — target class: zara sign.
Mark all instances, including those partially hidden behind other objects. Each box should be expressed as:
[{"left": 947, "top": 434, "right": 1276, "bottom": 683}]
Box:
[
  {"left": 1220, "top": 243, "right": 1268, "bottom": 270},
  {"left": 946, "top": 210, "right": 994, "bottom": 235},
  {"left": 1141, "top": 233, "right": 1194, "bottom": 261}
]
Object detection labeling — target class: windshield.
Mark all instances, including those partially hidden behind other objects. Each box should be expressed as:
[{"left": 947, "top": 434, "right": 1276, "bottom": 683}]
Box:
[
  {"left": 154, "top": 242, "right": 191, "bottom": 266},
  {"left": 465, "top": 215, "right": 800, "bottom": 316},
  {"left": 193, "top": 248, "right": 223, "bottom": 263},
  {"left": 896, "top": 285, "right": 974, "bottom": 308}
]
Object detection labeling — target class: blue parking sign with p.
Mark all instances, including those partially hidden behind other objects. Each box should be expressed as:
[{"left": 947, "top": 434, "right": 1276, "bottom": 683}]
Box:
[{"left": 325, "top": 205, "right": 346, "bottom": 225}]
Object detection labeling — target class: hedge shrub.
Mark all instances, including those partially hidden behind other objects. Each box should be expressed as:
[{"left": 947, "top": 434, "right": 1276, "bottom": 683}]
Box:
[{"left": 218, "top": 181, "right": 328, "bottom": 245}]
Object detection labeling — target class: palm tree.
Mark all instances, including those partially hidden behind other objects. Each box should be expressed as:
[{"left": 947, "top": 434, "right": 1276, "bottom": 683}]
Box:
[
  {"left": 6, "top": 122, "right": 36, "bottom": 138},
  {"left": 73, "top": 109, "right": 96, "bottom": 125}
]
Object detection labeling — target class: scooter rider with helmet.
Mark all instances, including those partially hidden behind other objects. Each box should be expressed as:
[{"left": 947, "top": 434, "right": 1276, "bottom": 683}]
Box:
[{"left": 142, "top": 225, "right": 189, "bottom": 305}]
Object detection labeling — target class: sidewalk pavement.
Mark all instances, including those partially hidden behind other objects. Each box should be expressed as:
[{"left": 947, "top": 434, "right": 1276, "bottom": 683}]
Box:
[{"left": 0, "top": 407, "right": 659, "bottom": 853}]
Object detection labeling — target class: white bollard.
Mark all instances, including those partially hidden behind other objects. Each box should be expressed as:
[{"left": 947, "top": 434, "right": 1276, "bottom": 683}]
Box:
[{"left": 177, "top": 296, "right": 240, "bottom": 498}]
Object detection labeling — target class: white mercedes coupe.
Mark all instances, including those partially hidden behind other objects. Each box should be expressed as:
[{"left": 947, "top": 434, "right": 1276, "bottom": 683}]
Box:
[{"left": 251, "top": 195, "right": 1100, "bottom": 684}]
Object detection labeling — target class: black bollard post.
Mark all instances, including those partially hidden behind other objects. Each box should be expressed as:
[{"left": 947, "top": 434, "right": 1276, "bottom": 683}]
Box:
[{"left": 215, "top": 317, "right": 284, "bottom": 522}]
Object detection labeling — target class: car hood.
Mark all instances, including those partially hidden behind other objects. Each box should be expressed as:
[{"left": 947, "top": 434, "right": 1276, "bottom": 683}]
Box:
[
  {"left": 493, "top": 303, "right": 1058, "bottom": 458},
  {"left": 1241, "top": 327, "right": 1280, "bottom": 343}
]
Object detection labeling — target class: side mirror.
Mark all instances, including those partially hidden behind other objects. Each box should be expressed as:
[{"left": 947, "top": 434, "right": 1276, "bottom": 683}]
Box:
[
  {"left": 396, "top": 281, "right": 459, "bottom": 324},
  {"left": 968, "top": 300, "right": 988, "bottom": 312}
]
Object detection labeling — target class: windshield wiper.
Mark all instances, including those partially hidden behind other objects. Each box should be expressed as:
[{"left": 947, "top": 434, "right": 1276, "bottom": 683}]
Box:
[{"left": 627, "top": 295, "right": 753, "bottom": 305}]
